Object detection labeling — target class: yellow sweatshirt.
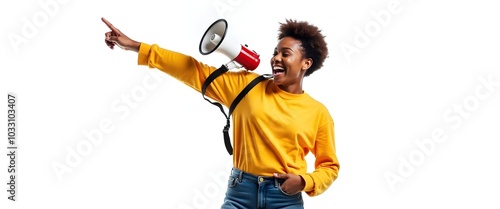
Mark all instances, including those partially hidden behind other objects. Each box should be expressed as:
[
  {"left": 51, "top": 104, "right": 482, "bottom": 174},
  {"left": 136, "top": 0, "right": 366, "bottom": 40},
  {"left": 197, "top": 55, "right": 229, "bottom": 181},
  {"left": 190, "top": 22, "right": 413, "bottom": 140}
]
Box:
[{"left": 137, "top": 43, "right": 339, "bottom": 196}]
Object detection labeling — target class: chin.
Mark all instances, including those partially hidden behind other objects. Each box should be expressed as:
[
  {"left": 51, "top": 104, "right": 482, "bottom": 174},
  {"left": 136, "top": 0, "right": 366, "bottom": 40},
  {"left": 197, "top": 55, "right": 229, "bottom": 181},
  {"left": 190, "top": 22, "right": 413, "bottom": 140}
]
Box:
[{"left": 271, "top": 78, "right": 283, "bottom": 85}]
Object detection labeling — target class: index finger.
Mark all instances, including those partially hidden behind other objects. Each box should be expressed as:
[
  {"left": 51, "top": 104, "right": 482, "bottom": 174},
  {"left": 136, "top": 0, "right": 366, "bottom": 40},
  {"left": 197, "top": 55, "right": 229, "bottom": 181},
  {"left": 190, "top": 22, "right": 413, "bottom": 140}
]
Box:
[{"left": 101, "top": 17, "right": 120, "bottom": 33}]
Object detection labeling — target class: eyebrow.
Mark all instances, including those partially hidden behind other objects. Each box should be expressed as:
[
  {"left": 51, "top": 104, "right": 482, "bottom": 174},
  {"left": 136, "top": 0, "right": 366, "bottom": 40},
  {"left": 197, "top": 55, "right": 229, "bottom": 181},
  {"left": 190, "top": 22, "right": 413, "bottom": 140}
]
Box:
[{"left": 274, "top": 47, "right": 295, "bottom": 52}]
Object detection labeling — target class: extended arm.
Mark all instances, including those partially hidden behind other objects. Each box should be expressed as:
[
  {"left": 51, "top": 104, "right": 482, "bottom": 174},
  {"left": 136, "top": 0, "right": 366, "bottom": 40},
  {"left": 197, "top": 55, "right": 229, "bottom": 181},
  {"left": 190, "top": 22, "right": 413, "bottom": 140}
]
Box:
[{"left": 101, "top": 17, "right": 255, "bottom": 106}]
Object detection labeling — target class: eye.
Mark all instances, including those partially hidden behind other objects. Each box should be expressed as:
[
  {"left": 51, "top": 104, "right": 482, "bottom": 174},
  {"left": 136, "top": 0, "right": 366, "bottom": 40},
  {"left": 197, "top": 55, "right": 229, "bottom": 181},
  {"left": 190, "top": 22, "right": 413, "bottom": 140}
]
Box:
[{"left": 272, "top": 51, "right": 278, "bottom": 56}]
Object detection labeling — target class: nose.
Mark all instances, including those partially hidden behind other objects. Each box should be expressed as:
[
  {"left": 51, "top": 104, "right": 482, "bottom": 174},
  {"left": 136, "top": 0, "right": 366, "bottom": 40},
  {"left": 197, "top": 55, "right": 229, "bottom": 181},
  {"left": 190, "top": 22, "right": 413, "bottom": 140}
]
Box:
[{"left": 271, "top": 53, "right": 281, "bottom": 64}]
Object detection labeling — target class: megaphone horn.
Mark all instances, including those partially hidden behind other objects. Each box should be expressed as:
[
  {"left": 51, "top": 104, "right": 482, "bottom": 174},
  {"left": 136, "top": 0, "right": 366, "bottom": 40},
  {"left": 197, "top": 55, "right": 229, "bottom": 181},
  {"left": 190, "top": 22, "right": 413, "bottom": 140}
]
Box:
[{"left": 199, "top": 19, "right": 260, "bottom": 71}]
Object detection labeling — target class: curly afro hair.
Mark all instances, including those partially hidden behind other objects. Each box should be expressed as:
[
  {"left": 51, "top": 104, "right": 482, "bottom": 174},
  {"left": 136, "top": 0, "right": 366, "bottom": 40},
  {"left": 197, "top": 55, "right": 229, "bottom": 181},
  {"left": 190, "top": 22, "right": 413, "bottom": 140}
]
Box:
[{"left": 277, "top": 19, "right": 329, "bottom": 77}]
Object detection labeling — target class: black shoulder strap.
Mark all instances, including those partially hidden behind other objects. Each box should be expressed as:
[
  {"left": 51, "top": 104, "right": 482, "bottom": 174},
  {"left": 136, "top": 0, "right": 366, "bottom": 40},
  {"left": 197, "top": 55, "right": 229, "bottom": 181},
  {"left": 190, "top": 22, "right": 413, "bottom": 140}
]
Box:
[
  {"left": 201, "top": 65, "right": 229, "bottom": 119},
  {"left": 223, "top": 74, "right": 269, "bottom": 155},
  {"left": 201, "top": 65, "right": 270, "bottom": 155}
]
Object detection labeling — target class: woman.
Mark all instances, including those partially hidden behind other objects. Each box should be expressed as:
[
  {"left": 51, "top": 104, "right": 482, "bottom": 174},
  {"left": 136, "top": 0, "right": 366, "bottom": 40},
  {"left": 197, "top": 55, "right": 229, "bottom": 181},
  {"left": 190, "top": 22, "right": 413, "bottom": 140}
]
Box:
[{"left": 102, "top": 17, "right": 339, "bottom": 209}]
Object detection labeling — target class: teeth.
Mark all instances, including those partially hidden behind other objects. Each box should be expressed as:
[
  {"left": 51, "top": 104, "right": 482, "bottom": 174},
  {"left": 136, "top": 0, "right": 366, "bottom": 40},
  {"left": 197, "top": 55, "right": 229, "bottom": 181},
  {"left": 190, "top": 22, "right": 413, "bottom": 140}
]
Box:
[
  {"left": 273, "top": 66, "right": 284, "bottom": 70},
  {"left": 272, "top": 66, "right": 285, "bottom": 75}
]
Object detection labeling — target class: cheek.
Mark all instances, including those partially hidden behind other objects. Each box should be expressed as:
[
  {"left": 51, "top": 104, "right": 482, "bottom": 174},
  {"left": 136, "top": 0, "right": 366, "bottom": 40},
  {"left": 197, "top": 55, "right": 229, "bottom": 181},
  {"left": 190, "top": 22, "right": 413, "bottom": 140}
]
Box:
[{"left": 285, "top": 59, "right": 302, "bottom": 75}]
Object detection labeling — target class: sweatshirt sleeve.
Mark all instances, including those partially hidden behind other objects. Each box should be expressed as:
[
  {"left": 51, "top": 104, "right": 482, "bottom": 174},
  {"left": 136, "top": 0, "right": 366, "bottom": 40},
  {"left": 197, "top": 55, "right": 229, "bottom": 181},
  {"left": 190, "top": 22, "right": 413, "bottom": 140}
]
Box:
[
  {"left": 137, "top": 42, "right": 255, "bottom": 106},
  {"left": 300, "top": 120, "right": 340, "bottom": 197}
]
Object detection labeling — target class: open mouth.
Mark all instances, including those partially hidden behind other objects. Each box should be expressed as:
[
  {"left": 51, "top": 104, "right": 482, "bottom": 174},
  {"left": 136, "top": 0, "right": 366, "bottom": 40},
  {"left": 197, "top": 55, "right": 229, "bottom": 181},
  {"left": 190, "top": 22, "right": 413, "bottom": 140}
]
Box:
[{"left": 273, "top": 66, "right": 285, "bottom": 76}]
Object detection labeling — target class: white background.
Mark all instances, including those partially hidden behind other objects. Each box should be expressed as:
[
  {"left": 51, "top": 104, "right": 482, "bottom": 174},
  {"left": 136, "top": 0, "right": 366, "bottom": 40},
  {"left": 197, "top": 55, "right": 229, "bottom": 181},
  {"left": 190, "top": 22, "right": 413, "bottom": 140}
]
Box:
[{"left": 1, "top": 0, "right": 500, "bottom": 208}]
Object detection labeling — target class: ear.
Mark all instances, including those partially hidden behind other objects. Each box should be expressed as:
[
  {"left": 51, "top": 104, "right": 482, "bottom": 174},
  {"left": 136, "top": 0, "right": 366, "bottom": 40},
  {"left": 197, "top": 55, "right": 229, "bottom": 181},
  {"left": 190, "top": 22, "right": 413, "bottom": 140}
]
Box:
[{"left": 301, "top": 58, "right": 313, "bottom": 72}]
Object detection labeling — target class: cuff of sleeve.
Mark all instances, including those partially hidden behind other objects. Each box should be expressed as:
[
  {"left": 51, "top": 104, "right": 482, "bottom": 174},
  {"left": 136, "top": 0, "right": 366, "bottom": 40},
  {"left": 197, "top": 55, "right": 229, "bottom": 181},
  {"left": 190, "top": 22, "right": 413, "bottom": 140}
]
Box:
[
  {"left": 137, "top": 43, "right": 152, "bottom": 66},
  {"left": 300, "top": 174, "right": 314, "bottom": 192}
]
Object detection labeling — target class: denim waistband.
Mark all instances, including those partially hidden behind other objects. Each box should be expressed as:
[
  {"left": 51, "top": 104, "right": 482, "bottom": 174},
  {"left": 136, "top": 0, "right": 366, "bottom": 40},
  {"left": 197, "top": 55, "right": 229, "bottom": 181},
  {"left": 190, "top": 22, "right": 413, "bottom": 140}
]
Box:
[{"left": 231, "top": 168, "right": 285, "bottom": 187}]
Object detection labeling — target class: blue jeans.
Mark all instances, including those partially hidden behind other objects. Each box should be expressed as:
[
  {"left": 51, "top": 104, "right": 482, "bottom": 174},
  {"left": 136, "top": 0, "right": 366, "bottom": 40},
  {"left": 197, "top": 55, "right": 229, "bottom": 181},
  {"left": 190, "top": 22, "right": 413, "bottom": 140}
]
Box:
[{"left": 221, "top": 168, "right": 304, "bottom": 209}]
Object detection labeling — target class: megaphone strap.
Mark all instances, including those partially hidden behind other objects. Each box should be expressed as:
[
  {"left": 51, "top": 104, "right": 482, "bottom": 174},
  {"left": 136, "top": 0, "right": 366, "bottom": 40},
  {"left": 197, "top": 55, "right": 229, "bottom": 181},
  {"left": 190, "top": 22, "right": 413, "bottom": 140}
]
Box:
[
  {"left": 201, "top": 65, "right": 270, "bottom": 155},
  {"left": 202, "top": 65, "right": 230, "bottom": 119}
]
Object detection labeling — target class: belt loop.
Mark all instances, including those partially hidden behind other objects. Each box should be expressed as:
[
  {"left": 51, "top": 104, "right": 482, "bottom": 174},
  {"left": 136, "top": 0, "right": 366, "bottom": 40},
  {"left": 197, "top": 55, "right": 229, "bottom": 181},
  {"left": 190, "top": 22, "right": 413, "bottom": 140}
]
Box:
[
  {"left": 238, "top": 169, "right": 243, "bottom": 183},
  {"left": 274, "top": 178, "right": 279, "bottom": 188}
]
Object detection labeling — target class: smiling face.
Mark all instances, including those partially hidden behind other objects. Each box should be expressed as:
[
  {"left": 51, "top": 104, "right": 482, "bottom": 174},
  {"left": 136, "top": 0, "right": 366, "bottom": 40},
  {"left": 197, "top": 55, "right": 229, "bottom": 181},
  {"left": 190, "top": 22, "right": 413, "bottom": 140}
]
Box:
[{"left": 270, "top": 36, "right": 312, "bottom": 94}]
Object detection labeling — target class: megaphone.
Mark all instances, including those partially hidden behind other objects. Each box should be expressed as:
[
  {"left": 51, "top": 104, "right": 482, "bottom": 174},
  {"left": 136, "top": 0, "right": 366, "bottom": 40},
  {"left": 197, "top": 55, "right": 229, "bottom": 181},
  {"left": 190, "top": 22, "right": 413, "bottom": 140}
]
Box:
[{"left": 199, "top": 19, "right": 260, "bottom": 71}]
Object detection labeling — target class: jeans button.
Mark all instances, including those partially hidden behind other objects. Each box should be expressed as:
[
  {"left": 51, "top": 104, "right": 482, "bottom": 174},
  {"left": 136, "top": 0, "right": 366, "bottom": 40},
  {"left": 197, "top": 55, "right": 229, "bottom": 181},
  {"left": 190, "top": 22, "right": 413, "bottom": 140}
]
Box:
[{"left": 259, "top": 177, "right": 264, "bottom": 182}]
